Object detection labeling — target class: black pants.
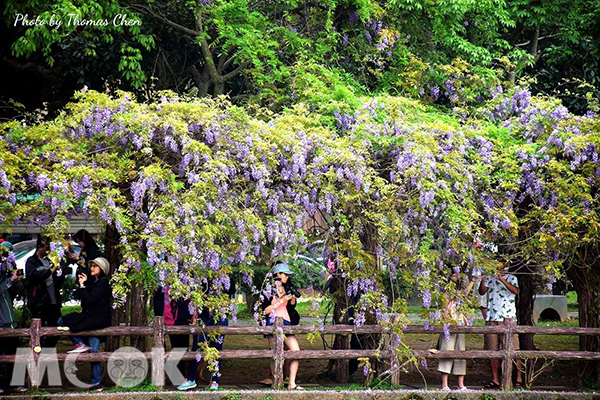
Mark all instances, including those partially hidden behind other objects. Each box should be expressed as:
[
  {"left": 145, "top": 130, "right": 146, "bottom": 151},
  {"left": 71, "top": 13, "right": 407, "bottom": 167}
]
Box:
[
  {"left": 0, "top": 336, "right": 19, "bottom": 387},
  {"left": 169, "top": 333, "right": 190, "bottom": 378},
  {"left": 31, "top": 303, "right": 62, "bottom": 347},
  {"left": 349, "top": 334, "right": 362, "bottom": 375}
]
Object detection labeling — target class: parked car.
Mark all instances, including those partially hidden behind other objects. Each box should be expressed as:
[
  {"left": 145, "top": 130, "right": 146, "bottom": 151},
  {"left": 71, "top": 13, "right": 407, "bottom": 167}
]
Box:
[{"left": 14, "top": 240, "right": 80, "bottom": 278}]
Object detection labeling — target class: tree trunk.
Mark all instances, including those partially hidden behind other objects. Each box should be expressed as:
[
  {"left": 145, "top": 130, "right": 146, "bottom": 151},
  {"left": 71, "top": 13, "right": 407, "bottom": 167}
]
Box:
[
  {"left": 103, "top": 225, "right": 123, "bottom": 352},
  {"left": 528, "top": 28, "right": 540, "bottom": 62},
  {"left": 127, "top": 283, "right": 149, "bottom": 351},
  {"left": 358, "top": 221, "right": 382, "bottom": 373},
  {"left": 214, "top": 81, "right": 225, "bottom": 96},
  {"left": 328, "top": 275, "right": 350, "bottom": 382},
  {"left": 189, "top": 64, "right": 211, "bottom": 97},
  {"left": 510, "top": 28, "right": 541, "bottom": 84},
  {"left": 156, "top": 53, "right": 170, "bottom": 90},
  {"left": 567, "top": 253, "right": 600, "bottom": 384},
  {"left": 515, "top": 262, "right": 535, "bottom": 351}
]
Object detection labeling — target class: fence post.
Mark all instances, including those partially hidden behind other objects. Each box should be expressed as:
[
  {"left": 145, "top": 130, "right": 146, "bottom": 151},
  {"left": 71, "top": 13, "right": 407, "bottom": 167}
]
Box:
[
  {"left": 501, "top": 318, "right": 515, "bottom": 390},
  {"left": 152, "top": 316, "right": 165, "bottom": 389},
  {"left": 28, "top": 318, "right": 41, "bottom": 391},
  {"left": 390, "top": 333, "right": 401, "bottom": 386},
  {"left": 272, "top": 317, "right": 285, "bottom": 390},
  {"left": 335, "top": 334, "right": 350, "bottom": 383}
]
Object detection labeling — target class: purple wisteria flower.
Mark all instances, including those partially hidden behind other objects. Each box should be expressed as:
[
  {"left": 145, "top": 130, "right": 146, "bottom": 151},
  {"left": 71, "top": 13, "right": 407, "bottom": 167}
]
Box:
[
  {"left": 443, "top": 324, "right": 451, "bottom": 342},
  {"left": 0, "top": 170, "right": 10, "bottom": 190},
  {"left": 35, "top": 174, "right": 50, "bottom": 191},
  {"left": 422, "top": 289, "right": 432, "bottom": 308}
]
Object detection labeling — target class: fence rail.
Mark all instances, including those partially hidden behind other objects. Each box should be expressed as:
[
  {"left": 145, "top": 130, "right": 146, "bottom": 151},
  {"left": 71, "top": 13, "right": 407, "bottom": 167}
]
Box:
[{"left": 1, "top": 317, "right": 599, "bottom": 391}]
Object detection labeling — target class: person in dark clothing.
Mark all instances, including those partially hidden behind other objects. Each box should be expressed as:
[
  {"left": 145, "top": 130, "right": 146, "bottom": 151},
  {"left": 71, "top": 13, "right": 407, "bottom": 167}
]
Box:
[
  {"left": 152, "top": 286, "right": 191, "bottom": 378},
  {"left": 25, "top": 236, "right": 67, "bottom": 347},
  {"left": 0, "top": 242, "right": 23, "bottom": 329},
  {"left": 177, "top": 276, "right": 236, "bottom": 391},
  {"left": 0, "top": 242, "right": 27, "bottom": 393},
  {"left": 70, "top": 230, "right": 101, "bottom": 268},
  {"left": 58, "top": 257, "right": 112, "bottom": 392}
]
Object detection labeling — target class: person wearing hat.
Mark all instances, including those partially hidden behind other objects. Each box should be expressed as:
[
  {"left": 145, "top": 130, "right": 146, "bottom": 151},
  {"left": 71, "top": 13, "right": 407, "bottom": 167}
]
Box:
[
  {"left": 260, "top": 262, "right": 303, "bottom": 390},
  {"left": 58, "top": 257, "right": 112, "bottom": 391}
]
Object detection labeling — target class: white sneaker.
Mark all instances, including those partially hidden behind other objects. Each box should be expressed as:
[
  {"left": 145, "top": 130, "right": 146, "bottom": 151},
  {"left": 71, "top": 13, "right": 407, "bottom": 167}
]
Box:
[
  {"left": 458, "top": 386, "right": 468, "bottom": 391},
  {"left": 441, "top": 386, "right": 451, "bottom": 391},
  {"left": 177, "top": 380, "right": 197, "bottom": 391},
  {"left": 67, "top": 344, "right": 90, "bottom": 354}
]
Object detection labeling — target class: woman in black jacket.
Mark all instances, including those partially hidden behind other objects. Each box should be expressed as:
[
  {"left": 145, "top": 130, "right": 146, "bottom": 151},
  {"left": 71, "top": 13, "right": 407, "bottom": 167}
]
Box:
[
  {"left": 58, "top": 257, "right": 111, "bottom": 391},
  {"left": 69, "top": 229, "right": 101, "bottom": 267}
]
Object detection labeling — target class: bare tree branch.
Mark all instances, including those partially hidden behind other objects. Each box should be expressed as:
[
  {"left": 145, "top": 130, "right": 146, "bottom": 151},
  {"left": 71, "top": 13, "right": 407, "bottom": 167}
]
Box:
[
  {"left": 222, "top": 61, "right": 249, "bottom": 81},
  {"left": 516, "top": 33, "right": 559, "bottom": 48},
  {"left": 223, "top": 54, "right": 237, "bottom": 70},
  {"left": 131, "top": 4, "right": 202, "bottom": 37}
]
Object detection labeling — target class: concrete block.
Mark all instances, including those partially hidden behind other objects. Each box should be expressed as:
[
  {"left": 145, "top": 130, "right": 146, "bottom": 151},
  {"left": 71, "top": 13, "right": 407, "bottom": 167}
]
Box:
[{"left": 533, "top": 294, "right": 568, "bottom": 323}]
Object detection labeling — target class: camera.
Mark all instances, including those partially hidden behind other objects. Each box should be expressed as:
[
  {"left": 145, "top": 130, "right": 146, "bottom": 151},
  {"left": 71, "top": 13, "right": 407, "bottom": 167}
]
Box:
[
  {"left": 284, "top": 282, "right": 301, "bottom": 298},
  {"left": 273, "top": 277, "right": 301, "bottom": 298},
  {"left": 78, "top": 266, "right": 90, "bottom": 280},
  {"left": 65, "top": 250, "right": 77, "bottom": 260},
  {"left": 1, "top": 268, "right": 22, "bottom": 278}
]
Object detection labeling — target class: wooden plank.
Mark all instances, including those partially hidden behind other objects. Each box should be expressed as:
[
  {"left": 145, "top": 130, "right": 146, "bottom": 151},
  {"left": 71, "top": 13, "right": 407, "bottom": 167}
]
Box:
[
  {"left": 390, "top": 334, "right": 400, "bottom": 386},
  {"left": 335, "top": 334, "right": 350, "bottom": 383},
  {"left": 37, "top": 350, "right": 275, "bottom": 362},
  {"left": 2, "top": 349, "right": 514, "bottom": 363},
  {"left": 6, "top": 321, "right": 600, "bottom": 338},
  {"left": 514, "top": 351, "right": 600, "bottom": 360},
  {"left": 25, "top": 348, "right": 600, "bottom": 365},
  {"left": 412, "top": 350, "right": 504, "bottom": 359},
  {"left": 285, "top": 349, "right": 387, "bottom": 360},
  {"left": 272, "top": 318, "right": 285, "bottom": 390},
  {"left": 513, "top": 326, "right": 600, "bottom": 335},
  {"left": 38, "top": 326, "right": 154, "bottom": 337},
  {"left": 29, "top": 319, "right": 41, "bottom": 391},
  {"left": 0, "top": 328, "right": 30, "bottom": 338},
  {"left": 501, "top": 318, "right": 515, "bottom": 391},
  {"left": 152, "top": 316, "right": 165, "bottom": 389},
  {"left": 167, "top": 325, "right": 275, "bottom": 335}
]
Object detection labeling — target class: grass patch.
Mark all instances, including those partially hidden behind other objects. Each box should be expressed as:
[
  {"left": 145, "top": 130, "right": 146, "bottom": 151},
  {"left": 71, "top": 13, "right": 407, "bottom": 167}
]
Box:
[
  {"left": 103, "top": 379, "right": 162, "bottom": 392},
  {"left": 579, "top": 377, "right": 600, "bottom": 392},
  {"left": 567, "top": 290, "right": 578, "bottom": 312},
  {"left": 295, "top": 298, "right": 332, "bottom": 316},
  {"left": 62, "top": 304, "right": 82, "bottom": 314}
]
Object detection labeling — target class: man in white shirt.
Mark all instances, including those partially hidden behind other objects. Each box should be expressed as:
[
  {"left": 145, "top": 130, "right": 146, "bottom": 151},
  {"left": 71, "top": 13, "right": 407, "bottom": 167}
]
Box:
[
  {"left": 472, "top": 267, "right": 488, "bottom": 320},
  {"left": 479, "top": 256, "right": 523, "bottom": 389}
]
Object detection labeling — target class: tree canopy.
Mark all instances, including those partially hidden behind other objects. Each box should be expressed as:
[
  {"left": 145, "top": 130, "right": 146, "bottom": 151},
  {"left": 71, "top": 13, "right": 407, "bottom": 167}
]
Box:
[{"left": 2, "top": 0, "right": 599, "bottom": 115}]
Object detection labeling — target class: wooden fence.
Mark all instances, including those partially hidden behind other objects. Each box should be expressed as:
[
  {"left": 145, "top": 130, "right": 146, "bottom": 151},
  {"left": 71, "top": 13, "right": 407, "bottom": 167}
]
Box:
[{"left": 1, "top": 317, "right": 600, "bottom": 391}]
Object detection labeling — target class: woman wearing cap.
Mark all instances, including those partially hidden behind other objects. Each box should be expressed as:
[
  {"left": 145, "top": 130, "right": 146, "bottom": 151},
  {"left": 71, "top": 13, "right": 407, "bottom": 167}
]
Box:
[
  {"left": 262, "top": 263, "right": 302, "bottom": 390},
  {"left": 58, "top": 257, "right": 111, "bottom": 391}
]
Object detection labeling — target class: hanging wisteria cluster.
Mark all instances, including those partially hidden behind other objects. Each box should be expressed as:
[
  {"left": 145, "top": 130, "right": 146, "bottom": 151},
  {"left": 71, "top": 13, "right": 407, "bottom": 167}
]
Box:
[{"left": 0, "top": 87, "right": 598, "bottom": 337}]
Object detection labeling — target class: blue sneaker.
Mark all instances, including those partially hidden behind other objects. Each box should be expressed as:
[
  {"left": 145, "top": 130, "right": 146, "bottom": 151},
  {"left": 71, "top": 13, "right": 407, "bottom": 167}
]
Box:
[
  {"left": 177, "top": 380, "right": 197, "bottom": 391},
  {"left": 209, "top": 382, "right": 219, "bottom": 391}
]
